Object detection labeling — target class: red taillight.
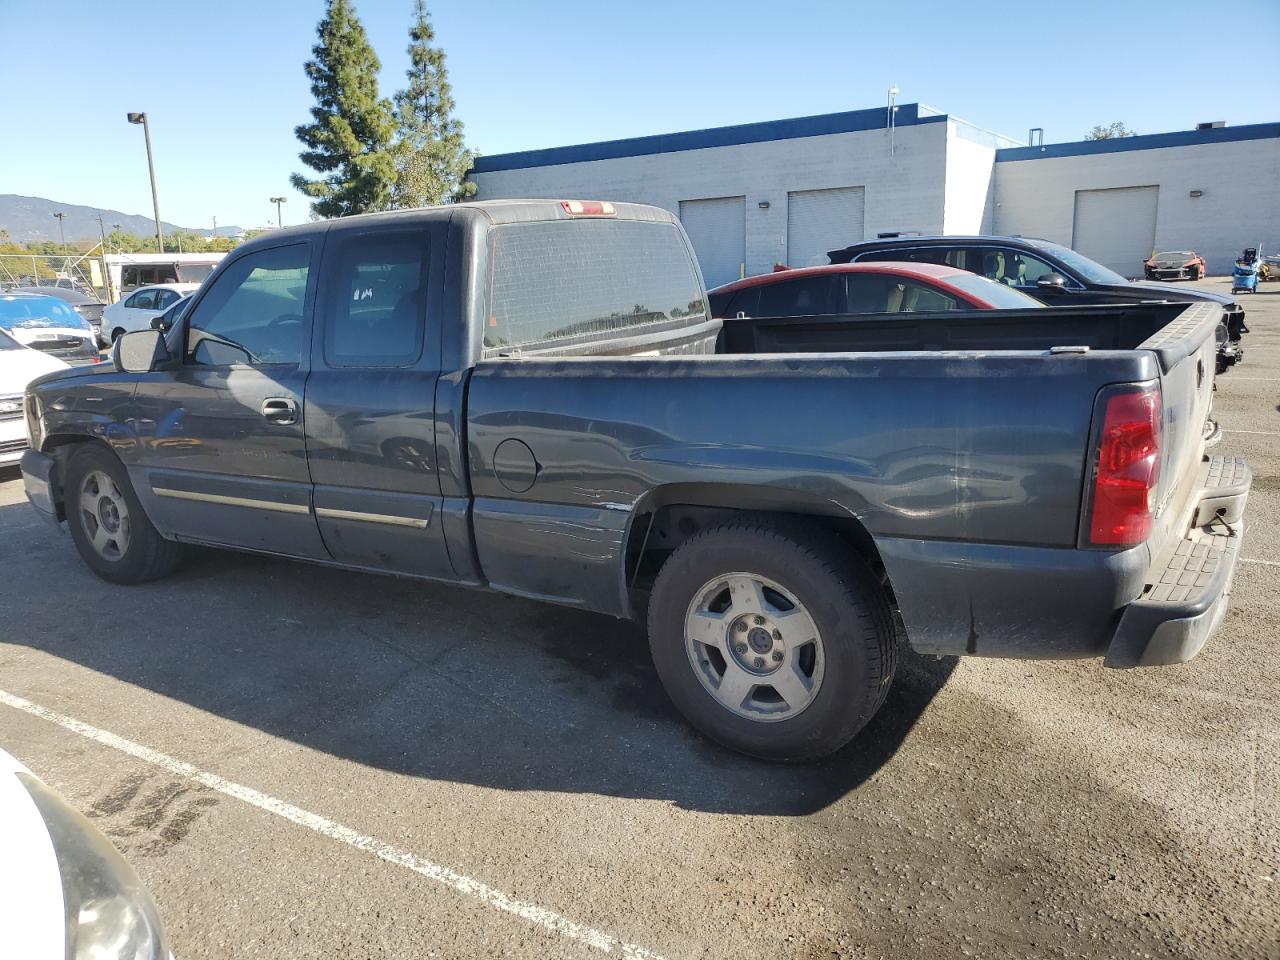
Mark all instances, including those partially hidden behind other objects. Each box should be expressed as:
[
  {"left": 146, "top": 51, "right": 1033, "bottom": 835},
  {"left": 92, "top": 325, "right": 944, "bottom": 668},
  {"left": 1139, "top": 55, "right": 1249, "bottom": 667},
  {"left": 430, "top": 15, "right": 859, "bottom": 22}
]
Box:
[
  {"left": 560, "top": 200, "right": 616, "bottom": 217},
  {"left": 1088, "top": 387, "right": 1162, "bottom": 545}
]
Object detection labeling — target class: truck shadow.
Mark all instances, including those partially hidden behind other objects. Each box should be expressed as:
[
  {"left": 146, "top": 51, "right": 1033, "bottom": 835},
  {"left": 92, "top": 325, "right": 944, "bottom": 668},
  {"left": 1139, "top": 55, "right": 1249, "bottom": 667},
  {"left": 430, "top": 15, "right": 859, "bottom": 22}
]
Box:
[{"left": 0, "top": 498, "right": 955, "bottom": 816}]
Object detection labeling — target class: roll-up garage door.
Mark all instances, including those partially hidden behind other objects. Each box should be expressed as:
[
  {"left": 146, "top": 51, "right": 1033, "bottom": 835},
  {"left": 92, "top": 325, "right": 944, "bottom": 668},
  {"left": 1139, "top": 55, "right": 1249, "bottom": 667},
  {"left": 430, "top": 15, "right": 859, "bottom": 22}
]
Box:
[
  {"left": 1071, "top": 186, "right": 1159, "bottom": 278},
  {"left": 787, "top": 186, "right": 865, "bottom": 267},
  {"left": 679, "top": 196, "right": 746, "bottom": 289}
]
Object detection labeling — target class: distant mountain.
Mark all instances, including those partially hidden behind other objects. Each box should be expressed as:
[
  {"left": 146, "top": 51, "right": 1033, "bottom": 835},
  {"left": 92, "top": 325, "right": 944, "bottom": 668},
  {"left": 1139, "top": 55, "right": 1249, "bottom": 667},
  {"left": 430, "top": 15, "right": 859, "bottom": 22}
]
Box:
[{"left": 0, "top": 195, "right": 243, "bottom": 243}]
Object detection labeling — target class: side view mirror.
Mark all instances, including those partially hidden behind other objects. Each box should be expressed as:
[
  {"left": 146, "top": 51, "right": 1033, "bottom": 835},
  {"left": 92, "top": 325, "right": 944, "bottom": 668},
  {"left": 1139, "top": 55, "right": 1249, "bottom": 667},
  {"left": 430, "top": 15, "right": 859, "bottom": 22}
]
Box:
[
  {"left": 112, "top": 329, "right": 171, "bottom": 374},
  {"left": 150, "top": 315, "right": 171, "bottom": 331},
  {"left": 1036, "top": 273, "right": 1069, "bottom": 290}
]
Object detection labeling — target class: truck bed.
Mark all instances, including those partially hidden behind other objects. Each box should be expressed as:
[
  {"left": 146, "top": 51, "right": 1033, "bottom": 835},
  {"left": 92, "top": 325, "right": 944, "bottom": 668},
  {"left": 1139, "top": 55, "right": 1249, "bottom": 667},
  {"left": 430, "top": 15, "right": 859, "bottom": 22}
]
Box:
[
  {"left": 461, "top": 300, "right": 1222, "bottom": 663},
  {"left": 716, "top": 301, "right": 1194, "bottom": 362}
]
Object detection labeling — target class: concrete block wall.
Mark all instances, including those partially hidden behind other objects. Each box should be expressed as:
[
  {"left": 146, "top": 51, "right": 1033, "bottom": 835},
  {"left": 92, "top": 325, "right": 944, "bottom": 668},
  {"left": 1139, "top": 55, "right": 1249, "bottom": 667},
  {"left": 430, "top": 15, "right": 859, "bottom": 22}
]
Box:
[
  {"left": 993, "top": 137, "right": 1280, "bottom": 275},
  {"left": 472, "top": 122, "right": 950, "bottom": 277}
]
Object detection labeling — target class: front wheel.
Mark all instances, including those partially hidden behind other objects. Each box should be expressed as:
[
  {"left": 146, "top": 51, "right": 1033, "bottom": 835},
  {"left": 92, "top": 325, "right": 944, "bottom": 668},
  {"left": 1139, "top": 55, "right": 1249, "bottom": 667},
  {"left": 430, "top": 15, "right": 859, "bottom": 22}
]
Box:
[
  {"left": 647, "top": 520, "right": 897, "bottom": 761},
  {"left": 64, "top": 444, "right": 184, "bottom": 584}
]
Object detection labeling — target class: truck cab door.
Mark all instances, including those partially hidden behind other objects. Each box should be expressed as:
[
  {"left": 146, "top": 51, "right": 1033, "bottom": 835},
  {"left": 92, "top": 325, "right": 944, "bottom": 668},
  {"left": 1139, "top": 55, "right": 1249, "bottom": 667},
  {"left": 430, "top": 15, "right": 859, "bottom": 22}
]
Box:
[
  {"left": 128, "top": 240, "right": 329, "bottom": 559},
  {"left": 303, "top": 221, "right": 458, "bottom": 581}
]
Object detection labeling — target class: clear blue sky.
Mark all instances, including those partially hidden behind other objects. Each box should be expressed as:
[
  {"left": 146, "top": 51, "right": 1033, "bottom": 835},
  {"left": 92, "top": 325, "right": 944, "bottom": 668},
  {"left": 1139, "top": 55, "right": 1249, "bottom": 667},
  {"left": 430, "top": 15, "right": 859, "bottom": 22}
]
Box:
[{"left": 2, "top": 0, "right": 1276, "bottom": 233}]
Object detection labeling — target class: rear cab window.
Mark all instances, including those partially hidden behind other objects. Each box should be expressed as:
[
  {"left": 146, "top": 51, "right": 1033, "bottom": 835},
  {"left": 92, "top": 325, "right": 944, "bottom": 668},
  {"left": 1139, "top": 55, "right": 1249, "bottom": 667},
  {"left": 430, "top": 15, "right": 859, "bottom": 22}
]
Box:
[{"left": 484, "top": 218, "right": 706, "bottom": 355}]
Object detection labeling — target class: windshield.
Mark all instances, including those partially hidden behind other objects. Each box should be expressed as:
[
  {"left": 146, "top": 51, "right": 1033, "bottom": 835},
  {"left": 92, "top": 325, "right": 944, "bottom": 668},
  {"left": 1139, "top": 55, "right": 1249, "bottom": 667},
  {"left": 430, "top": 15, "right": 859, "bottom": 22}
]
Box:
[
  {"left": 944, "top": 273, "right": 1046, "bottom": 308},
  {"left": 0, "top": 296, "right": 92, "bottom": 332},
  {"left": 1026, "top": 240, "right": 1128, "bottom": 285},
  {"left": 1153, "top": 251, "right": 1194, "bottom": 260}
]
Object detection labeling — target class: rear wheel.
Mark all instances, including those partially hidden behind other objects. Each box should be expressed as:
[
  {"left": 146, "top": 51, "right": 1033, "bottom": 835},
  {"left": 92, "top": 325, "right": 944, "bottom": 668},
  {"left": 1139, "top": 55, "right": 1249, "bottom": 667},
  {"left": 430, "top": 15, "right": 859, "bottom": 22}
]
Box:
[
  {"left": 647, "top": 519, "right": 896, "bottom": 761},
  {"left": 110, "top": 327, "right": 125, "bottom": 343},
  {"left": 64, "top": 444, "right": 183, "bottom": 584}
]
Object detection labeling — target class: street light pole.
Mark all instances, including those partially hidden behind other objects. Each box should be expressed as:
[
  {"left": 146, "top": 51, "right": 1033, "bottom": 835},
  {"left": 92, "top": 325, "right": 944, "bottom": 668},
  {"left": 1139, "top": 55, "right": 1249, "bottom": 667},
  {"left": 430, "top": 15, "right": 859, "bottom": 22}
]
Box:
[
  {"left": 53, "top": 212, "right": 67, "bottom": 253},
  {"left": 127, "top": 112, "right": 164, "bottom": 253},
  {"left": 269, "top": 196, "right": 287, "bottom": 230}
]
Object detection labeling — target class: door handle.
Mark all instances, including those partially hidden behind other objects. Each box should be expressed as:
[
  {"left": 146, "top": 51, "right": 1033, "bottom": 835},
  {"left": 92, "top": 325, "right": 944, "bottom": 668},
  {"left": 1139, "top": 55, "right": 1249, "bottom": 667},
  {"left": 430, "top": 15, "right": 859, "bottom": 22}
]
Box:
[{"left": 261, "top": 397, "right": 299, "bottom": 425}]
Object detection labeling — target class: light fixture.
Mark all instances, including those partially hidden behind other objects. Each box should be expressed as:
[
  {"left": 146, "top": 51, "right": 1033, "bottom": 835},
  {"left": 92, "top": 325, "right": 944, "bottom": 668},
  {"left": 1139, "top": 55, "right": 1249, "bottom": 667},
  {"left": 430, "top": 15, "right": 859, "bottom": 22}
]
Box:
[
  {"left": 758, "top": 200, "right": 770, "bottom": 210},
  {"left": 1189, "top": 189, "right": 1204, "bottom": 198}
]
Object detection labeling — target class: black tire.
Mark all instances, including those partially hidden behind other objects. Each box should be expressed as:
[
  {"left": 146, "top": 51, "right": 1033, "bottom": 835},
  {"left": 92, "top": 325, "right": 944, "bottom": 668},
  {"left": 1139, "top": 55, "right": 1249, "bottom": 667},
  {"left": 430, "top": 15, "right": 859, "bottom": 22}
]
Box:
[
  {"left": 64, "top": 443, "right": 184, "bottom": 584},
  {"left": 110, "top": 328, "right": 125, "bottom": 343},
  {"left": 1190, "top": 267, "right": 1202, "bottom": 281},
  {"left": 647, "top": 519, "right": 897, "bottom": 761}
]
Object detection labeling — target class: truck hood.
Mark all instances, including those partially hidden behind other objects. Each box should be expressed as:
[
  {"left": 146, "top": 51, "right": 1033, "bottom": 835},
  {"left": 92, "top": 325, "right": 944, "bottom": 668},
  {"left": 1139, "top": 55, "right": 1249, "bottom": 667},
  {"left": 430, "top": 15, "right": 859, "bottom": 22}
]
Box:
[{"left": 0, "top": 347, "right": 70, "bottom": 394}]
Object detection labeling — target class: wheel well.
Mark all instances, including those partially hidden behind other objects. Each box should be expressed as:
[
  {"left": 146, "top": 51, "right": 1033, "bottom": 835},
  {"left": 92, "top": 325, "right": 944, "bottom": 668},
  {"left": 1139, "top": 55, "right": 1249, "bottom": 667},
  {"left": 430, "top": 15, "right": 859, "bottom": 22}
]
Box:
[
  {"left": 38, "top": 435, "right": 112, "bottom": 518},
  {"left": 625, "top": 498, "right": 896, "bottom": 606}
]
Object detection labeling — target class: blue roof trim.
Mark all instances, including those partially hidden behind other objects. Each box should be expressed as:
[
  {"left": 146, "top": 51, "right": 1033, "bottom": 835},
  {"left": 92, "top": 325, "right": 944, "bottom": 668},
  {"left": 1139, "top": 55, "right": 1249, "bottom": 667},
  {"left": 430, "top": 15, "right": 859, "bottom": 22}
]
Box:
[
  {"left": 996, "top": 122, "right": 1280, "bottom": 161},
  {"left": 471, "top": 103, "right": 945, "bottom": 173}
]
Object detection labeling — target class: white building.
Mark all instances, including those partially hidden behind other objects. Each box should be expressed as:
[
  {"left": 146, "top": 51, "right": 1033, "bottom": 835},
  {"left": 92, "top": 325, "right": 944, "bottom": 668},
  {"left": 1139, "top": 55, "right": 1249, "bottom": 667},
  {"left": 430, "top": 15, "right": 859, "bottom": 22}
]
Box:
[{"left": 470, "top": 103, "right": 1279, "bottom": 286}]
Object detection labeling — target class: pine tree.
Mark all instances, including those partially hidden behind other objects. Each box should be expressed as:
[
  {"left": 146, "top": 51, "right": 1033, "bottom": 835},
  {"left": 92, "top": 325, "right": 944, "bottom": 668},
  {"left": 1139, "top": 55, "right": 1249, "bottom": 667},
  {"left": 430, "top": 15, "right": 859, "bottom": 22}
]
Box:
[
  {"left": 291, "top": 0, "right": 397, "bottom": 218},
  {"left": 391, "top": 0, "right": 475, "bottom": 208}
]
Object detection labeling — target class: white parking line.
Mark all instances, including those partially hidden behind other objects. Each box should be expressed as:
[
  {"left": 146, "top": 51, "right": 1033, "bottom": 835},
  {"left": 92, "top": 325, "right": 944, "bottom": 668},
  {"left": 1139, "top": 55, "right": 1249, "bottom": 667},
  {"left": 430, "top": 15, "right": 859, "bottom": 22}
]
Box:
[
  {"left": 1224, "top": 377, "right": 1280, "bottom": 381},
  {"left": 1241, "top": 558, "right": 1280, "bottom": 567},
  {"left": 1225, "top": 429, "right": 1280, "bottom": 437},
  {"left": 0, "top": 689, "right": 666, "bottom": 960}
]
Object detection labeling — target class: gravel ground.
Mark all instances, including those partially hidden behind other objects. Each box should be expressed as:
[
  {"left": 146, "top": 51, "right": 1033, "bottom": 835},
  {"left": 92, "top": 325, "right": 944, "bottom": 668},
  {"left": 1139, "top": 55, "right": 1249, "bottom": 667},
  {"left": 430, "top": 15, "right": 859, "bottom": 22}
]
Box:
[{"left": 1, "top": 277, "right": 1277, "bottom": 960}]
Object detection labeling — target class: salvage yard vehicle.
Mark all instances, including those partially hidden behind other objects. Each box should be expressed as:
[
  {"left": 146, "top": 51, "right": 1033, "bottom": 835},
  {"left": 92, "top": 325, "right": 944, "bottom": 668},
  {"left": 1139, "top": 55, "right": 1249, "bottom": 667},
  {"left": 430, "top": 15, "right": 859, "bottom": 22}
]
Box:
[
  {"left": 101, "top": 283, "right": 202, "bottom": 342},
  {"left": 831, "top": 234, "right": 1249, "bottom": 371},
  {"left": 0, "top": 292, "right": 100, "bottom": 366},
  {"left": 8, "top": 286, "right": 107, "bottom": 346},
  {"left": 0, "top": 747, "right": 171, "bottom": 960},
  {"left": 707, "top": 261, "right": 1046, "bottom": 319},
  {"left": 1144, "top": 250, "right": 1206, "bottom": 281},
  {"left": 0, "top": 327, "right": 67, "bottom": 467},
  {"left": 19, "top": 200, "right": 1252, "bottom": 761}
]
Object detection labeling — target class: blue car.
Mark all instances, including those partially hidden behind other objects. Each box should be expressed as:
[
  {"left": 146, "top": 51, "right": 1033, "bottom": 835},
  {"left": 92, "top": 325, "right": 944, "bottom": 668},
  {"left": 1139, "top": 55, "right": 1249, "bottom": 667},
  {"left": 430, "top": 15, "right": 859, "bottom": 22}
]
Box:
[{"left": 0, "top": 293, "right": 100, "bottom": 365}]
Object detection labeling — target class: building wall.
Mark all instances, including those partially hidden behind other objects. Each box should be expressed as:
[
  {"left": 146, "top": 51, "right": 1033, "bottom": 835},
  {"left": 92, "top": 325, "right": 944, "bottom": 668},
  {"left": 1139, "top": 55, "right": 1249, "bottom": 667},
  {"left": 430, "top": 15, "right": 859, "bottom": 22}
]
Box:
[
  {"left": 473, "top": 121, "right": 950, "bottom": 277},
  {"left": 942, "top": 122, "right": 999, "bottom": 235},
  {"left": 993, "top": 137, "right": 1280, "bottom": 275}
]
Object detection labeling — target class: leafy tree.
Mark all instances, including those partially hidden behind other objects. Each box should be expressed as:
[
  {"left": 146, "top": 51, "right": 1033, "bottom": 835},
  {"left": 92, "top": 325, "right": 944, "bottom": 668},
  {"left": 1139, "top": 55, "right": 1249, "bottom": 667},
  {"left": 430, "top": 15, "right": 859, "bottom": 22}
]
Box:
[
  {"left": 391, "top": 0, "right": 475, "bottom": 207},
  {"left": 1086, "top": 122, "right": 1138, "bottom": 140},
  {"left": 290, "top": 0, "right": 397, "bottom": 218}
]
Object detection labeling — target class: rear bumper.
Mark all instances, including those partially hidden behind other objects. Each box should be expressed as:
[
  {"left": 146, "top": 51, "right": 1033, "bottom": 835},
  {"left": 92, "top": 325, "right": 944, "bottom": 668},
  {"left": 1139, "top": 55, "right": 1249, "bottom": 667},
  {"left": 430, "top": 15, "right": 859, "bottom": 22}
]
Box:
[
  {"left": 20, "top": 449, "right": 63, "bottom": 528},
  {"left": 1104, "top": 455, "right": 1250, "bottom": 668}
]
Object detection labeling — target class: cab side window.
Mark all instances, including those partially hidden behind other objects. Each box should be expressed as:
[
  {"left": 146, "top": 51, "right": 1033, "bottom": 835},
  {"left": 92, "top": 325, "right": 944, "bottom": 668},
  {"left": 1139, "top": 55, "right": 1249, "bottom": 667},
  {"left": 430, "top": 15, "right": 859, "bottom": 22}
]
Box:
[
  {"left": 324, "top": 233, "right": 428, "bottom": 367},
  {"left": 186, "top": 244, "right": 310, "bottom": 367},
  {"left": 128, "top": 290, "right": 157, "bottom": 310}
]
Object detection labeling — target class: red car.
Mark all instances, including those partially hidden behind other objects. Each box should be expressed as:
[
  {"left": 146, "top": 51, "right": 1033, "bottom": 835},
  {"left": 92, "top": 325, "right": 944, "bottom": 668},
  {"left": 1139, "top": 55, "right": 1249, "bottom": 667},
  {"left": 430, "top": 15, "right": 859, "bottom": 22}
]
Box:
[
  {"left": 707, "top": 262, "right": 1046, "bottom": 319},
  {"left": 1144, "top": 251, "right": 1207, "bottom": 281}
]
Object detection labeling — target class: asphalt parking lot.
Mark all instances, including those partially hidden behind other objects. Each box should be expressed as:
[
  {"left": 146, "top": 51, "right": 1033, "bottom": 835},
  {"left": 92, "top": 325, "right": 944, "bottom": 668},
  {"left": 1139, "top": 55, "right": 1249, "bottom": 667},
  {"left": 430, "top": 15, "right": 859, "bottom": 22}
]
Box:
[{"left": 1, "top": 277, "right": 1277, "bottom": 960}]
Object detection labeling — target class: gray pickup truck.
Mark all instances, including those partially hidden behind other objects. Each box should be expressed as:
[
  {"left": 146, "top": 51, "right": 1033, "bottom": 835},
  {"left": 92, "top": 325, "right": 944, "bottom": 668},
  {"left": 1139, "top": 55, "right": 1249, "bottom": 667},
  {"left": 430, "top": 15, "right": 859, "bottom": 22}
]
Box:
[{"left": 19, "top": 200, "right": 1251, "bottom": 761}]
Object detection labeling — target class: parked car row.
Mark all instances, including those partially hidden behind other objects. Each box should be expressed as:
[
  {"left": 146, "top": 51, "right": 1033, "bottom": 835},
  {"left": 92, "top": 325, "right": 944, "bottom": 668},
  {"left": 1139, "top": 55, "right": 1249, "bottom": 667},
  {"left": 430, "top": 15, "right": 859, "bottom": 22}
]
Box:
[{"left": 803, "top": 233, "right": 1249, "bottom": 371}]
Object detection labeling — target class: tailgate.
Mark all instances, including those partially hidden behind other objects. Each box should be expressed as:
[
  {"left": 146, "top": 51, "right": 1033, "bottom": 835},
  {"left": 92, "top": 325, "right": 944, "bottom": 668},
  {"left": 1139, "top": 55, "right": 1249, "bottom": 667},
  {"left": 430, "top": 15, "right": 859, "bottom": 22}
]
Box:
[{"left": 1142, "top": 301, "right": 1220, "bottom": 549}]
